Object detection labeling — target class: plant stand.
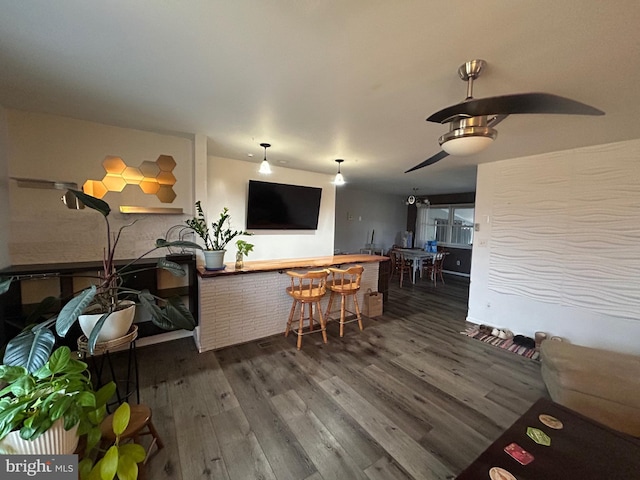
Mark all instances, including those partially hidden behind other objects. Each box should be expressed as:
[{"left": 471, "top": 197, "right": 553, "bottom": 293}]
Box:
[{"left": 78, "top": 325, "right": 140, "bottom": 411}]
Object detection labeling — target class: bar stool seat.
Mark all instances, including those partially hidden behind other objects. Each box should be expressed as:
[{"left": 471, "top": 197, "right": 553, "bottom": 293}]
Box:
[
  {"left": 326, "top": 265, "right": 364, "bottom": 337},
  {"left": 285, "top": 269, "right": 329, "bottom": 350}
]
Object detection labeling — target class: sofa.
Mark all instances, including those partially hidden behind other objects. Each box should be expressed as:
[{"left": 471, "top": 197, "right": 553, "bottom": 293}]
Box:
[{"left": 540, "top": 340, "right": 640, "bottom": 437}]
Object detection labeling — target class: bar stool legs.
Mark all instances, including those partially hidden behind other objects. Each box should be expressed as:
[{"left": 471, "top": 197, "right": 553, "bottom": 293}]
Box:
[
  {"left": 327, "top": 288, "right": 363, "bottom": 337},
  {"left": 326, "top": 265, "right": 364, "bottom": 337},
  {"left": 285, "top": 269, "right": 329, "bottom": 350},
  {"left": 285, "top": 298, "right": 327, "bottom": 350}
]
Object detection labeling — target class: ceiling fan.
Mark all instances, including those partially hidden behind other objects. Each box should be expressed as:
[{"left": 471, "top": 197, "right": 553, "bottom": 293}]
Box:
[{"left": 405, "top": 59, "right": 605, "bottom": 173}]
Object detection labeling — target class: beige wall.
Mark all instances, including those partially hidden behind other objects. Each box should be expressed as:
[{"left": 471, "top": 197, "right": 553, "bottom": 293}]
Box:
[
  {"left": 469, "top": 138, "right": 640, "bottom": 354},
  {"left": 334, "top": 187, "right": 406, "bottom": 254},
  {"left": 0, "top": 106, "right": 9, "bottom": 268},
  {"left": 206, "top": 156, "right": 336, "bottom": 261},
  {"left": 7, "top": 110, "right": 195, "bottom": 264}
]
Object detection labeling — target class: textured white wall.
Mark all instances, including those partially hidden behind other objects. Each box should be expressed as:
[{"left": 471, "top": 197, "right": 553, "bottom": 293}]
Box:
[
  {"left": 205, "top": 156, "right": 336, "bottom": 261},
  {"left": 0, "top": 106, "right": 9, "bottom": 269},
  {"left": 7, "top": 111, "right": 194, "bottom": 264},
  {"left": 334, "top": 187, "right": 407, "bottom": 254},
  {"left": 469, "top": 139, "right": 640, "bottom": 354}
]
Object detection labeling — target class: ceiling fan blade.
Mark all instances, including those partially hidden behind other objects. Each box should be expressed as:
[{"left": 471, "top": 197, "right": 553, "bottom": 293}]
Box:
[
  {"left": 427, "top": 93, "right": 604, "bottom": 124},
  {"left": 405, "top": 150, "right": 449, "bottom": 173},
  {"left": 488, "top": 113, "right": 509, "bottom": 128}
]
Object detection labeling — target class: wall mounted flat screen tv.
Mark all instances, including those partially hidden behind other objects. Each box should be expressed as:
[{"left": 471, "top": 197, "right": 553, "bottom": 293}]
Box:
[{"left": 247, "top": 180, "right": 322, "bottom": 230}]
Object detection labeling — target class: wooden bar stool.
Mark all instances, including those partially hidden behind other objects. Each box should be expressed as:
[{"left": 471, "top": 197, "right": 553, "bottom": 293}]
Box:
[
  {"left": 100, "top": 404, "right": 163, "bottom": 479},
  {"left": 326, "top": 265, "right": 364, "bottom": 337},
  {"left": 285, "top": 269, "right": 329, "bottom": 350}
]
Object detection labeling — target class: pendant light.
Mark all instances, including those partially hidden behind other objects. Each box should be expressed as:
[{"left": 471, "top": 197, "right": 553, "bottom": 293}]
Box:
[
  {"left": 333, "top": 159, "right": 345, "bottom": 185},
  {"left": 259, "top": 143, "right": 272, "bottom": 174}
]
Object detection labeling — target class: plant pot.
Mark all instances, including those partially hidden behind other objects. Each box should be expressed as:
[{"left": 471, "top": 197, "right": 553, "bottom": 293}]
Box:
[
  {"left": 204, "top": 250, "right": 226, "bottom": 270},
  {"left": 0, "top": 418, "right": 79, "bottom": 455},
  {"left": 79, "top": 300, "right": 135, "bottom": 343}
]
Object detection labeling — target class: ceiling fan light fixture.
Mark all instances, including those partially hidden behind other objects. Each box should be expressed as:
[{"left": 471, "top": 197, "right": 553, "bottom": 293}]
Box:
[
  {"left": 439, "top": 116, "right": 497, "bottom": 156},
  {"left": 259, "top": 143, "right": 272, "bottom": 174},
  {"left": 440, "top": 134, "right": 495, "bottom": 156}
]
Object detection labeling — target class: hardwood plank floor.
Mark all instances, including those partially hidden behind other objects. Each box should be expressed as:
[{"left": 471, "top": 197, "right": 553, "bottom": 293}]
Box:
[{"left": 133, "top": 274, "right": 548, "bottom": 480}]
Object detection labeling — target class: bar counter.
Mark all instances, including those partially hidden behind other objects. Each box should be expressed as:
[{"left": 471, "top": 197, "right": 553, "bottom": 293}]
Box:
[
  {"left": 195, "top": 254, "right": 388, "bottom": 351},
  {"left": 198, "top": 253, "right": 387, "bottom": 277}
]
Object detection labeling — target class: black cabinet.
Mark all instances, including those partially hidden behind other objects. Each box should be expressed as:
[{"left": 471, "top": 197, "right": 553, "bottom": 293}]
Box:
[{"left": 0, "top": 254, "right": 198, "bottom": 347}]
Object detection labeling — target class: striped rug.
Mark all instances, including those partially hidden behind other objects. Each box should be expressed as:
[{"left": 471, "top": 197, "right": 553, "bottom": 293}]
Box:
[{"left": 461, "top": 327, "right": 540, "bottom": 361}]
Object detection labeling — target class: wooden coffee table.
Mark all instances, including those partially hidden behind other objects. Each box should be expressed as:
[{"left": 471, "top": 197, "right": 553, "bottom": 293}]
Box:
[{"left": 456, "top": 397, "right": 640, "bottom": 479}]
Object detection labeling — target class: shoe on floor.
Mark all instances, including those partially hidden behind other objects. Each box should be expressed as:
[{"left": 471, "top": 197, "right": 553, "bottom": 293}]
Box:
[
  {"left": 479, "top": 324, "right": 493, "bottom": 335},
  {"left": 513, "top": 335, "right": 535, "bottom": 349},
  {"left": 498, "top": 329, "right": 513, "bottom": 340}
]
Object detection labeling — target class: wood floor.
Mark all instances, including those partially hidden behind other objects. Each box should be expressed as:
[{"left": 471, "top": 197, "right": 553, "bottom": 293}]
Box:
[{"left": 133, "top": 274, "right": 548, "bottom": 480}]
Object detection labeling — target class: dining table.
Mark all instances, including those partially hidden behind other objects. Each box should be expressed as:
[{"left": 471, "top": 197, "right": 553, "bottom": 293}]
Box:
[{"left": 395, "top": 248, "right": 436, "bottom": 283}]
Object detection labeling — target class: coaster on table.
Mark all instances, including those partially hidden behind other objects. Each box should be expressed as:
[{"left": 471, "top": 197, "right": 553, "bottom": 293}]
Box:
[
  {"left": 504, "top": 442, "right": 534, "bottom": 465},
  {"left": 489, "top": 466, "right": 517, "bottom": 480},
  {"left": 539, "top": 413, "right": 563, "bottom": 429},
  {"left": 527, "top": 426, "right": 551, "bottom": 446}
]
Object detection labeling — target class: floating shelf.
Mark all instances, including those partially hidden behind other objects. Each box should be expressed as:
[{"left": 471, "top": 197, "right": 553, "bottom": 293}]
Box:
[{"left": 119, "top": 206, "right": 184, "bottom": 214}]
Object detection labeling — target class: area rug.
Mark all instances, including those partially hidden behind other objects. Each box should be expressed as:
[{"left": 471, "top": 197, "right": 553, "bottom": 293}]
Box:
[{"left": 461, "top": 327, "right": 540, "bottom": 361}]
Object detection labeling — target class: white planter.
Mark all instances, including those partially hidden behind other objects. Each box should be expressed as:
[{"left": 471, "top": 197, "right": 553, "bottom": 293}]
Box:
[
  {"left": 79, "top": 300, "right": 135, "bottom": 342},
  {"left": 0, "top": 418, "right": 79, "bottom": 455},
  {"left": 204, "top": 250, "right": 226, "bottom": 270}
]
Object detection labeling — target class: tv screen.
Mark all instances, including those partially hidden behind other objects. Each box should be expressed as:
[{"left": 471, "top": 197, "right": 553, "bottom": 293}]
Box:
[{"left": 247, "top": 180, "right": 322, "bottom": 230}]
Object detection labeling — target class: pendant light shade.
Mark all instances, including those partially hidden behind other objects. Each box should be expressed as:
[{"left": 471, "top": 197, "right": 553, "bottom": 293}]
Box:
[
  {"left": 333, "top": 159, "right": 345, "bottom": 185},
  {"left": 259, "top": 143, "right": 272, "bottom": 174}
]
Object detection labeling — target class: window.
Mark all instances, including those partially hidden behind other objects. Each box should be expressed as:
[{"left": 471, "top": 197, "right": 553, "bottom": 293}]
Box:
[{"left": 415, "top": 204, "right": 474, "bottom": 248}]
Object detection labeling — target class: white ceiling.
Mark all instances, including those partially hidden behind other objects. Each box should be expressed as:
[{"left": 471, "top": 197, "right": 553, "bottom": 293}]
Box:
[{"left": 1, "top": 1, "right": 640, "bottom": 195}]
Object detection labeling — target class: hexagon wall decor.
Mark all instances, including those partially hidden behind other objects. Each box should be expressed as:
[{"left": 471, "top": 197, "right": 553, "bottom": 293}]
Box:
[{"left": 82, "top": 155, "right": 178, "bottom": 203}]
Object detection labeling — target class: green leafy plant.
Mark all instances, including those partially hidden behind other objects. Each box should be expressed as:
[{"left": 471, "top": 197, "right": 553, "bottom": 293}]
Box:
[
  {"left": 0, "top": 189, "right": 203, "bottom": 364},
  {"left": 80, "top": 402, "right": 146, "bottom": 480},
  {"left": 0, "top": 346, "right": 114, "bottom": 447},
  {"left": 235, "top": 239, "right": 254, "bottom": 257},
  {"left": 186, "top": 201, "right": 250, "bottom": 251}
]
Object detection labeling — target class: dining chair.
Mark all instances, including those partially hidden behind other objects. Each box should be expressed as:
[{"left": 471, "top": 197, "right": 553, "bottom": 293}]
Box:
[
  {"left": 424, "top": 252, "right": 446, "bottom": 285},
  {"left": 390, "top": 250, "right": 412, "bottom": 288}
]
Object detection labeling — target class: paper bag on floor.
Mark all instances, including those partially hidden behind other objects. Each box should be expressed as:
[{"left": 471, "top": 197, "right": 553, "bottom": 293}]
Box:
[{"left": 364, "top": 289, "right": 383, "bottom": 317}]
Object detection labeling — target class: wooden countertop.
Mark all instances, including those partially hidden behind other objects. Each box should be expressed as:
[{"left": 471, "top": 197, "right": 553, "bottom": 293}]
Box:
[{"left": 198, "top": 254, "right": 388, "bottom": 278}]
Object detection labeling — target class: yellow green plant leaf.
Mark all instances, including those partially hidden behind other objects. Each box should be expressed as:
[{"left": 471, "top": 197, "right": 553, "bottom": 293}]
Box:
[
  {"left": 112, "top": 403, "right": 130, "bottom": 436},
  {"left": 78, "top": 458, "right": 94, "bottom": 480},
  {"left": 100, "top": 445, "right": 118, "bottom": 480},
  {"left": 116, "top": 454, "right": 138, "bottom": 480},
  {"left": 118, "top": 443, "right": 146, "bottom": 463}
]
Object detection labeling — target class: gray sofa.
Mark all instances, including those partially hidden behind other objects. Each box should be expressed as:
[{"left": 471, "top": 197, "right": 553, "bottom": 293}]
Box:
[{"left": 540, "top": 340, "right": 640, "bottom": 437}]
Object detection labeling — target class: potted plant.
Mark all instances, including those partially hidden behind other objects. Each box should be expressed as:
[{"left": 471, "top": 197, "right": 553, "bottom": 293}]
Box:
[
  {"left": 0, "top": 347, "right": 143, "bottom": 478},
  {"left": 0, "top": 346, "right": 115, "bottom": 456},
  {"left": 0, "top": 189, "right": 203, "bottom": 359},
  {"left": 80, "top": 402, "right": 145, "bottom": 480},
  {"left": 185, "top": 201, "right": 251, "bottom": 270},
  {"left": 234, "top": 239, "right": 254, "bottom": 269}
]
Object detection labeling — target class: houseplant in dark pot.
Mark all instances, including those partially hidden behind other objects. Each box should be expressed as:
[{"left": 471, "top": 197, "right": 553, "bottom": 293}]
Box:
[
  {"left": 0, "top": 189, "right": 203, "bottom": 358},
  {"left": 186, "top": 201, "right": 251, "bottom": 270}
]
